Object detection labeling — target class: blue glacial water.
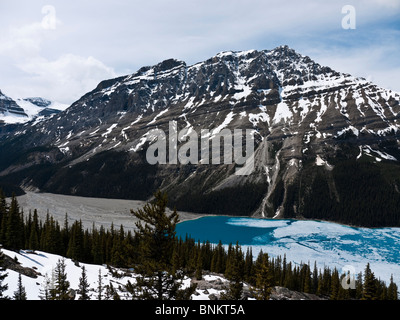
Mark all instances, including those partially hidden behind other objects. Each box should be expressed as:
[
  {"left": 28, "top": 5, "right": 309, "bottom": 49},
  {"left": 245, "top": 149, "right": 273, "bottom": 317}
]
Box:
[{"left": 176, "top": 216, "right": 400, "bottom": 284}]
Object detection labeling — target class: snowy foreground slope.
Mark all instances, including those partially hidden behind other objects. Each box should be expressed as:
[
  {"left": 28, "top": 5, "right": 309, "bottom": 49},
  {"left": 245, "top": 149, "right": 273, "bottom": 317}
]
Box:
[{"left": 1, "top": 248, "right": 223, "bottom": 300}]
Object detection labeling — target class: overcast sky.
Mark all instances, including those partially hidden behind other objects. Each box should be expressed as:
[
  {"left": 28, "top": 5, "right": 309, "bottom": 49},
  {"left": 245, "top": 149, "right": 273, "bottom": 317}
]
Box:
[{"left": 0, "top": 0, "right": 399, "bottom": 104}]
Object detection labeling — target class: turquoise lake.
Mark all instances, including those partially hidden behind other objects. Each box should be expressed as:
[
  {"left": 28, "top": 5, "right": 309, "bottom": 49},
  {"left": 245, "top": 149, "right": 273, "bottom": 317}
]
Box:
[{"left": 176, "top": 216, "right": 400, "bottom": 284}]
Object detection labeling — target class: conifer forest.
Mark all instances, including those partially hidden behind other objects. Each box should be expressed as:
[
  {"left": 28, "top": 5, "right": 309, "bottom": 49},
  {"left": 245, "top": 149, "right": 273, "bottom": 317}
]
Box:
[{"left": 0, "top": 189, "right": 398, "bottom": 301}]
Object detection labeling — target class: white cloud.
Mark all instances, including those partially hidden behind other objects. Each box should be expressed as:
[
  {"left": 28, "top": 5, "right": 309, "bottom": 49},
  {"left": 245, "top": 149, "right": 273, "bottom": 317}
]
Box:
[
  {"left": 0, "top": 0, "right": 399, "bottom": 102},
  {"left": 305, "top": 43, "right": 400, "bottom": 93},
  {"left": 14, "top": 54, "right": 117, "bottom": 103},
  {"left": 372, "top": 0, "right": 400, "bottom": 8},
  {"left": 0, "top": 14, "right": 116, "bottom": 104}
]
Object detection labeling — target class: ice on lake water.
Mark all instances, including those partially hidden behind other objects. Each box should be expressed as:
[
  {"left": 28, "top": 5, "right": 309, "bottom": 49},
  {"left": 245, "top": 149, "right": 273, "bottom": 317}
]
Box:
[{"left": 176, "top": 216, "right": 400, "bottom": 285}]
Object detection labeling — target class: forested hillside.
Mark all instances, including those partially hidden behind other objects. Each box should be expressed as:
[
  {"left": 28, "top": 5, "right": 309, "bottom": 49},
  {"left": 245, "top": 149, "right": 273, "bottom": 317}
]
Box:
[{"left": 0, "top": 189, "right": 398, "bottom": 300}]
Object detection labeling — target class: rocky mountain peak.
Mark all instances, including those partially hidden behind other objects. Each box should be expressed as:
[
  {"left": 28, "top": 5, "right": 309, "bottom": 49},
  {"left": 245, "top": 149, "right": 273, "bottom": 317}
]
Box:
[{"left": 0, "top": 46, "right": 399, "bottom": 227}]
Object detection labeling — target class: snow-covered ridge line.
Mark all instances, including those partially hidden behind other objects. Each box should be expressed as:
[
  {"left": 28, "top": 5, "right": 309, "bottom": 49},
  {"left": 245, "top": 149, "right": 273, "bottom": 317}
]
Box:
[{"left": 0, "top": 90, "right": 69, "bottom": 125}]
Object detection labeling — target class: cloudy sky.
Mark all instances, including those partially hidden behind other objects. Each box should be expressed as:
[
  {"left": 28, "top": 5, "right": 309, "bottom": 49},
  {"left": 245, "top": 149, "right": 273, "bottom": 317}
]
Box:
[{"left": 0, "top": 0, "right": 399, "bottom": 104}]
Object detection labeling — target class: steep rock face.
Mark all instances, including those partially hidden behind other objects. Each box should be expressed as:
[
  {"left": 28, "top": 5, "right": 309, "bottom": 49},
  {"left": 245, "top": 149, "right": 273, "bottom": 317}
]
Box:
[
  {"left": 0, "top": 46, "right": 400, "bottom": 226},
  {"left": 0, "top": 92, "right": 65, "bottom": 125},
  {"left": 0, "top": 90, "right": 28, "bottom": 122}
]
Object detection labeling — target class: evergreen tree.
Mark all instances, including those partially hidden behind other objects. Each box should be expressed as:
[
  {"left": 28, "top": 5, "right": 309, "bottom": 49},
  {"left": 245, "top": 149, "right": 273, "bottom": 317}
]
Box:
[
  {"left": 330, "top": 268, "right": 340, "bottom": 300},
  {"left": 53, "top": 258, "right": 71, "bottom": 300},
  {"left": 195, "top": 246, "right": 203, "bottom": 280},
  {"left": 0, "top": 249, "right": 8, "bottom": 300},
  {"left": 252, "top": 252, "right": 273, "bottom": 300},
  {"left": 105, "top": 282, "right": 120, "bottom": 300},
  {"left": 128, "top": 191, "right": 195, "bottom": 300},
  {"left": 362, "top": 263, "right": 377, "bottom": 300},
  {"left": 0, "top": 190, "right": 8, "bottom": 245},
  {"left": 244, "top": 247, "right": 254, "bottom": 283},
  {"left": 91, "top": 224, "right": 104, "bottom": 265},
  {"left": 211, "top": 241, "right": 226, "bottom": 274},
  {"left": 13, "top": 273, "right": 27, "bottom": 300},
  {"left": 387, "top": 274, "right": 398, "bottom": 300},
  {"left": 301, "top": 263, "right": 312, "bottom": 293},
  {"left": 39, "top": 273, "right": 52, "bottom": 300},
  {"left": 5, "top": 195, "right": 24, "bottom": 250},
  {"left": 223, "top": 242, "right": 245, "bottom": 300},
  {"left": 67, "top": 220, "right": 85, "bottom": 261},
  {"left": 78, "top": 265, "right": 90, "bottom": 300},
  {"left": 97, "top": 268, "right": 103, "bottom": 301}
]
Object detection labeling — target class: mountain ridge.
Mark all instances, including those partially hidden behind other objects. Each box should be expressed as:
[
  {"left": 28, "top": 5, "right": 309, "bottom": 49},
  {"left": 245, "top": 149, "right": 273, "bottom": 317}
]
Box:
[
  {"left": 0, "top": 45, "right": 399, "bottom": 227},
  {"left": 0, "top": 90, "right": 68, "bottom": 125}
]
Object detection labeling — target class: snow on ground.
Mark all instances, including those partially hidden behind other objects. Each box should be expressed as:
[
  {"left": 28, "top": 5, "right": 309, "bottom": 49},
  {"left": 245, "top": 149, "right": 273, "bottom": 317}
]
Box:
[
  {"left": 0, "top": 248, "right": 224, "bottom": 300},
  {"left": 1, "top": 249, "right": 133, "bottom": 300}
]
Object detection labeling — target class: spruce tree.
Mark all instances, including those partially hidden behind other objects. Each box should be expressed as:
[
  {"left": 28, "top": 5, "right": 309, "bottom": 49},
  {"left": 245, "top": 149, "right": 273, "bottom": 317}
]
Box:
[
  {"left": 78, "top": 265, "right": 90, "bottom": 300},
  {"left": 67, "top": 220, "right": 85, "bottom": 261},
  {"left": 362, "top": 263, "right": 377, "bottom": 300},
  {"left": 0, "top": 189, "right": 7, "bottom": 245},
  {"left": 252, "top": 252, "right": 273, "bottom": 300},
  {"left": 244, "top": 247, "right": 253, "bottom": 283},
  {"left": 5, "top": 195, "right": 24, "bottom": 250},
  {"left": 223, "top": 242, "right": 245, "bottom": 300},
  {"left": 53, "top": 258, "right": 71, "bottom": 300},
  {"left": 105, "top": 282, "right": 120, "bottom": 300},
  {"left": 387, "top": 274, "right": 398, "bottom": 300},
  {"left": 330, "top": 268, "right": 340, "bottom": 300},
  {"left": 13, "top": 273, "right": 27, "bottom": 300},
  {"left": 28, "top": 210, "right": 40, "bottom": 250},
  {"left": 128, "top": 190, "right": 195, "bottom": 300},
  {"left": 97, "top": 268, "right": 103, "bottom": 301},
  {"left": 195, "top": 246, "right": 203, "bottom": 281},
  {"left": 39, "top": 273, "right": 52, "bottom": 300},
  {"left": 0, "top": 249, "right": 8, "bottom": 300}
]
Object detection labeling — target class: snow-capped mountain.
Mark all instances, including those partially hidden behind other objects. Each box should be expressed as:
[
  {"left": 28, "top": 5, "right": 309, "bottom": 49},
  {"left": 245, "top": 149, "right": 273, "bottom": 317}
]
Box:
[
  {"left": 0, "top": 90, "right": 28, "bottom": 124},
  {"left": 0, "top": 91, "right": 68, "bottom": 125},
  {"left": 0, "top": 46, "right": 399, "bottom": 227}
]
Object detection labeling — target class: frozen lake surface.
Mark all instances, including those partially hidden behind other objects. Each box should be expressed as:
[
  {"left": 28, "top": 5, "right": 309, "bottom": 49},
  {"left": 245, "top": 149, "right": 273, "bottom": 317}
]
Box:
[{"left": 176, "top": 216, "right": 400, "bottom": 285}]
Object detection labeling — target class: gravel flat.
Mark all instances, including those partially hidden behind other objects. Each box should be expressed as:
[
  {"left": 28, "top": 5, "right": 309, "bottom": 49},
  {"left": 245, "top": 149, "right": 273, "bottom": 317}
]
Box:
[{"left": 15, "top": 192, "right": 203, "bottom": 232}]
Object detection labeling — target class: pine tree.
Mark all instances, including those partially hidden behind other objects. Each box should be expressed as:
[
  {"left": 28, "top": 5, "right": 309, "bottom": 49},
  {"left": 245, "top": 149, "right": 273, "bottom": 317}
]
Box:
[
  {"left": 78, "top": 265, "right": 90, "bottom": 300},
  {"left": 129, "top": 191, "right": 195, "bottom": 300},
  {"left": 387, "top": 274, "right": 398, "bottom": 300},
  {"left": 67, "top": 220, "right": 84, "bottom": 261},
  {"left": 39, "top": 273, "right": 52, "bottom": 300},
  {"left": 97, "top": 268, "right": 103, "bottom": 301},
  {"left": 0, "top": 190, "right": 8, "bottom": 245},
  {"left": 13, "top": 273, "right": 27, "bottom": 300},
  {"left": 28, "top": 209, "right": 40, "bottom": 250},
  {"left": 195, "top": 246, "right": 203, "bottom": 280},
  {"left": 223, "top": 242, "right": 245, "bottom": 300},
  {"left": 330, "top": 268, "right": 340, "bottom": 300},
  {"left": 91, "top": 224, "right": 103, "bottom": 265},
  {"left": 0, "top": 249, "right": 8, "bottom": 300},
  {"left": 53, "top": 258, "right": 71, "bottom": 300},
  {"left": 105, "top": 282, "right": 120, "bottom": 300},
  {"left": 362, "top": 263, "right": 377, "bottom": 300},
  {"left": 244, "top": 247, "right": 253, "bottom": 283},
  {"left": 252, "top": 252, "right": 273, "bottom": 300},
  {"left": 5, "top": 195, "right": 24, "bottom": 250},
  {"left": 211, "top": 241, "right": 226, "bottom": 274}
]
